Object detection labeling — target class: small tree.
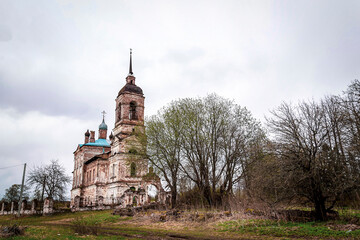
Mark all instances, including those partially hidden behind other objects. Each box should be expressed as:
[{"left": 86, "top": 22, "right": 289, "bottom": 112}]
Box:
[
  {"left": 2, "top": 184, "right": 29, "bottom": 202},
  {"left": 27, "top": 160, "right": 71, "bottom": 201}
]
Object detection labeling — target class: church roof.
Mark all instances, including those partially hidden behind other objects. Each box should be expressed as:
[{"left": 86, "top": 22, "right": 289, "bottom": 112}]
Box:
[
  {"left": 117, "top": 49, "right": 143, "bottom": 96},
  {"left": 79, "top": 138, "right": 111, "bottom": 148},
  {"left": 118, "top": 83, "right": 143, "bottom": 96},
  {"left": 84, "top": 151, "right": 110, "bottom": 165},
  {"left": 99, "top": 119, "right": 108, "bottom": 130}
]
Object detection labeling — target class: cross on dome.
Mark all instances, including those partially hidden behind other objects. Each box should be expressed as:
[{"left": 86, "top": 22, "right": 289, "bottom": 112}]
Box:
[
  {"left": 99, "top": 110, "right": 108, "bottom": 130},
  {"left": 101, "top": 110, "right": 107, "bottom": 120}
]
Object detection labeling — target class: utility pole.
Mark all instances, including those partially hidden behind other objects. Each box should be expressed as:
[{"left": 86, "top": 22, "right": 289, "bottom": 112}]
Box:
[
  {"left": 17, "top": 163, "right": 26, "bottom": 217},
  {"left": 41, "top": 175, "right": 46, "bottom": 209}
]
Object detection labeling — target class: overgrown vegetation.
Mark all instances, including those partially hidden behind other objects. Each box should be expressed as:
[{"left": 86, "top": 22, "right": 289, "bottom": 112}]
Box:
[
  {"left": 249, "top": 80, "right": 360, "bottom": 221},
  {"left": 218, "top": 219, "right": 360, "bottom": 238},
  {"left": 71, "top": 215, "right": 102, "bottom": 235},
  {"left": 145, "top": 80, "right": 360, "bottom": 222},
  {"left": 0, "top": 209, "right": 359, "bottom": 239},
  {"left": 145, "top": 93, "right": 266, "bottom": 208}
]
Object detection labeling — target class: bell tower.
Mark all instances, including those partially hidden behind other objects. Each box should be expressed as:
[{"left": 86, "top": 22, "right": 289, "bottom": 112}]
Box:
[{"left": 112, "top": 49, "right": 145, "bottom": 154}]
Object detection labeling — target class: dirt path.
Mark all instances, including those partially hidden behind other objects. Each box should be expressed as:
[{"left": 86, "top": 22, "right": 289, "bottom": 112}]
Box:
[{"left": 41, "top": 222, "right": 254, "bottom": 240}]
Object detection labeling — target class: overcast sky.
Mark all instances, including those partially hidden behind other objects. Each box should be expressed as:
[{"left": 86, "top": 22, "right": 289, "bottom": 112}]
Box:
[{"left": 0, "top": 0, "right": 359, "bottom": 199}]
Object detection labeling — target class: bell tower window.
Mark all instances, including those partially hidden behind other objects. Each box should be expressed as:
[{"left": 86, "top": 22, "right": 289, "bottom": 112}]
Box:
[
  {"left": 129, "top": 101, "right": 137, "bottom": 120},
  {"left": 117, "top": 103, "right": 122, "bottom": 121}
]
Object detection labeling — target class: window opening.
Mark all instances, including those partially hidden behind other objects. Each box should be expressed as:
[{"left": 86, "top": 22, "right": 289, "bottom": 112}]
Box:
[
  {"left": 129, "top": 102, "right": 137, "bottom": 120},
  {"left": 117, "top": 103, "right": 122, "bottom": 121}
]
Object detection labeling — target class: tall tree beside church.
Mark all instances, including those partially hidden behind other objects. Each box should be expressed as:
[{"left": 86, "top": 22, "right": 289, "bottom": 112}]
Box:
[
  {"left": 177, "top": 94, "right": 265, "bottom": 205},
  {"left": 146, "top": 94, "right": 265, "bottom": 207},
  {"left": 146, "top": 102, "right": 183, "bottom": 208}
]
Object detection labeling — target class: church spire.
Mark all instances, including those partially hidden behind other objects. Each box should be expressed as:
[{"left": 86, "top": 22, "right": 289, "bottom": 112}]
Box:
[
  {"left": 128, "top": 48, "right": 133, "bottom": 76},
  {"left": 125, "top": 48, "right": 136, "bottom": 85}
]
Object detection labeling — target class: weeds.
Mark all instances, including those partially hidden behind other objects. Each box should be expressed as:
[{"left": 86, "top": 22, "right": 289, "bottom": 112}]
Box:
[
  {"left": 71, "top": 215, "right": 102, "bottom": 235},
  {"left": 218, "top": 219, "right": 360, "bottom": 238}
]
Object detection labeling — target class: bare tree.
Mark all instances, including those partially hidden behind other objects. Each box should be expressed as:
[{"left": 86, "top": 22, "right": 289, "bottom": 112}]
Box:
[
  {"left": 343, "top": 80, "right": 360, "bottom": 160},
  {"left": 266, "top": 98, "right": 360, "bottom": 220},
  {"left": 27, "top": 160, "right": 71, "bottom": 201}
]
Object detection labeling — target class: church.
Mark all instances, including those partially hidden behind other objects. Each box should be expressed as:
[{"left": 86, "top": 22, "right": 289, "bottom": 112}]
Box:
[{"left": 70, "top": 50, "right": 169, "bottom": 210}]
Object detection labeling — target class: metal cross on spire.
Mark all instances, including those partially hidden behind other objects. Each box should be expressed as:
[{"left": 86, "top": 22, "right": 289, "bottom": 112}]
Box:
[{"left": 101, "top": 110, "right": 107, "bottom": 121}]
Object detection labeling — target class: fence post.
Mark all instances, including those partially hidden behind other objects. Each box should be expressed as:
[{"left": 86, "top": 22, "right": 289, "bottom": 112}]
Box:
[
  {"left": 43, "top": 198, "right": 53, "bottom": 216},
  {"left": 31, "top": 201, "right": 35, "bottom": 214},
  {"left": 20, "top": 201, "right": 25, "bottom": 215},
  {"left": 0, "top": 202, "right": 4, "bottom": 215}
]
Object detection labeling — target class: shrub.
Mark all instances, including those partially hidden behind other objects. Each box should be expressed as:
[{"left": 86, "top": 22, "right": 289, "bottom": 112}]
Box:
[{"left": 0, "top": 224, "right": 26, "bottom": 237}]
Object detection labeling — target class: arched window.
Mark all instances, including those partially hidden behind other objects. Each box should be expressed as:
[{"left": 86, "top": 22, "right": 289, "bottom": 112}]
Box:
[
  {"left": 117, "top": 103, "right": 122, "bottom": 121},
  {"left": 133, "top": 196, "right": 137, "bottom": 206},
  {"left": 129, "top": 101, "right": 137, "bottom": 120},
  {"left": 130, "top": 162, "right": 136, "bottom": 177}
]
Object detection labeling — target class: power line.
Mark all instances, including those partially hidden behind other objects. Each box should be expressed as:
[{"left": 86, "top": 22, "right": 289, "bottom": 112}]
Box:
[{"left": 0, "top": 163, "right": 25, "bottom": 170}]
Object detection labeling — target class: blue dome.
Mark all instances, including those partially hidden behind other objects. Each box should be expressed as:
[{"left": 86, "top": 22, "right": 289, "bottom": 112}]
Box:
[{"left": 99, "top": 119, "right": 108, "bottom": 130}]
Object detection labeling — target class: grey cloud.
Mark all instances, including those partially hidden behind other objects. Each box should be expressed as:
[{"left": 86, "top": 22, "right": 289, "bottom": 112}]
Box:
[
  {"left": 0, "top": 79, "right": 90, "bottom": 118},
  {"left": 163, "top": 47, "right": 205, "bottom": 64},
  {"left": 0, "top": 25, "right": 12, "bottom": 42}
]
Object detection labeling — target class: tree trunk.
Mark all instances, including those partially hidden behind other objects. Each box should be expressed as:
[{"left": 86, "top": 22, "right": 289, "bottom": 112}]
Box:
[
  {"left": 314, "top": 198, "right": 327, "bottom": 221},
  {"left": 171, "top": 187, "right": 177, "bottom": 209},
  {"left": 203, "top": 184, "right": 212, "bottom": 206}
]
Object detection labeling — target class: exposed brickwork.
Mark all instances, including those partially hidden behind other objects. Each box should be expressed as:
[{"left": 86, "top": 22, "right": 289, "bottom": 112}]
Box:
[
  {"left": 99, "top": 128, "right": 107, "bottom": 139},
  {"left": 70, "top": 62, "right": 170, "bottom": 210},
  {"left": 89, "top": 131, "right": 95, "bottom": 143},
  {"left": 84, "top": 130, "right": 90, "bottom": 143}
]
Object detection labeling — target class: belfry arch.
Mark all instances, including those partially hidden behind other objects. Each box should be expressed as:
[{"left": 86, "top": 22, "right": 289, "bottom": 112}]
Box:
[{"left": 129, "top": 101, "right": 137, "bottom": 120}]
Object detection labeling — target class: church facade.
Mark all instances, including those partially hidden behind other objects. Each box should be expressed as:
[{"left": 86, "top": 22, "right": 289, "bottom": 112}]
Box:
[{"left": 70, "top": 51, "right": 169, "bottom": 210}]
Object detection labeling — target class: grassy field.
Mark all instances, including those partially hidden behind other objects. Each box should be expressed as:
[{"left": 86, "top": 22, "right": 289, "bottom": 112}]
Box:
[{"left": 0, "top": 209, "right": 359, "bottom": 239}]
